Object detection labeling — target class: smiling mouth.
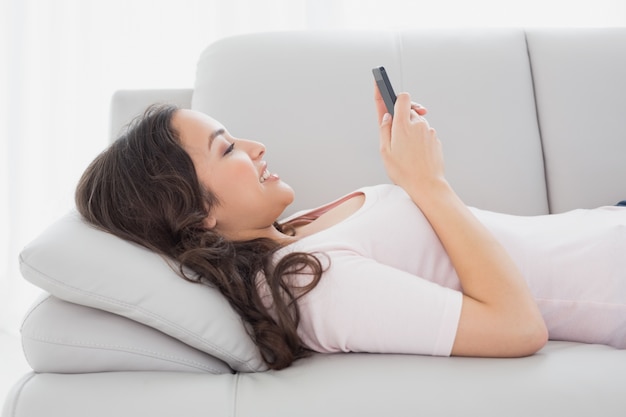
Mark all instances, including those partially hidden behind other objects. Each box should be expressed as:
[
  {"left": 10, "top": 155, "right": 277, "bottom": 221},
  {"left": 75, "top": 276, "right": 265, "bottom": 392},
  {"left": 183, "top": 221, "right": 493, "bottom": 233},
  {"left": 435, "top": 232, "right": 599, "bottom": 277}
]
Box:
[{"left": 260, "top": 169, "right": 271, "bottom": 183}]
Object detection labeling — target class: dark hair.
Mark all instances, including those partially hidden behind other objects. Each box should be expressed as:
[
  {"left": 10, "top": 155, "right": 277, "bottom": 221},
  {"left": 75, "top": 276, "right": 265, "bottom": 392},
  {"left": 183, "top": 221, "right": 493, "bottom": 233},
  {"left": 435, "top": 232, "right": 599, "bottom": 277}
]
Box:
[{"left": 75, "top": 104, "right": 323, "bottom": 369}]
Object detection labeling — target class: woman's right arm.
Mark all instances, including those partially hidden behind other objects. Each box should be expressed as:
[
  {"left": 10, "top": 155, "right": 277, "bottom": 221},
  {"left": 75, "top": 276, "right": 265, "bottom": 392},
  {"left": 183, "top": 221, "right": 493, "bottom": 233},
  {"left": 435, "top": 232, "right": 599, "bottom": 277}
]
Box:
[{"left": 375, "top": 91, "right": 548, "bottom": 357}]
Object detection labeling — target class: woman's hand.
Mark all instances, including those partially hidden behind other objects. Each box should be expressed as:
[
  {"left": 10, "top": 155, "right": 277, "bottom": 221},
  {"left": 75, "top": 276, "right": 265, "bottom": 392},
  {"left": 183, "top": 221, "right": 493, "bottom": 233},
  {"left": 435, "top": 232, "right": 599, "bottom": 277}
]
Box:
[
  {"left": 377, "top": 91, "right": 445, "bottom": 199},
  {"left": 373, "top": 85, "right": 547, "bottom": 358},
  {"left": 374, "top": 82, "right": 428, "bottom": 122}
]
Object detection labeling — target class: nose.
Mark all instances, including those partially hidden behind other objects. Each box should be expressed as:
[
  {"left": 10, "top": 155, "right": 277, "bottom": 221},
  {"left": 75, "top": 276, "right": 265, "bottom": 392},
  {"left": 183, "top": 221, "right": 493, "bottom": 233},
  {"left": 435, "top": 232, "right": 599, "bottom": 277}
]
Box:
[{"left": 241, "top": 139, "right": 265, "bottom": 160}]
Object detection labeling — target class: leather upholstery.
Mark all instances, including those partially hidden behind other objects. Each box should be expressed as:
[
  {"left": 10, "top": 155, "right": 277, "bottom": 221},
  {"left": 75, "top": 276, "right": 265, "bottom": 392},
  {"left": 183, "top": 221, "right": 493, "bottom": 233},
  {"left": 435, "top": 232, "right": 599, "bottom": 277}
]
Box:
[
  {"left": 21, "top": 294, "right": 231, "bottom": 374},
  {"left": 19, "top": 211, "right": 265, "bottom": 372},
  {"left": 4, "top": 28, "right": 626, "bottom": 417},
  {"left": 193, "top": 30, "right": 549, "bottom": 217},
  {"left": 527, "top": 28, "right": 626, "bottom": 212}
]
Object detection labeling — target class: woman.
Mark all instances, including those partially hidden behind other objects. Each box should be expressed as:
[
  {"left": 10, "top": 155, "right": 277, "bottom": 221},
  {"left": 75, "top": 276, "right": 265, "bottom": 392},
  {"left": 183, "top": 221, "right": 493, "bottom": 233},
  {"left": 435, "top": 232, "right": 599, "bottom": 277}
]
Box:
[{"left": 76, "top": 88, "right": 625, "bottom": 370}]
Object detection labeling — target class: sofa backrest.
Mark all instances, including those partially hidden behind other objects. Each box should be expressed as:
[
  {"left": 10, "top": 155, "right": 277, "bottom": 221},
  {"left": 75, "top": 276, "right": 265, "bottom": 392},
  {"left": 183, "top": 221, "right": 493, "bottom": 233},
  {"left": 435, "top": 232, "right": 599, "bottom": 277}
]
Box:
[
  {"left": 110, "top": 29, "right": 626, "bottom": 215},
  {"left": 527, "top": 28, "right": 626, "bottom": 213},
  {"left": 192, "top": 29, "right": 549, "bottom": 216}
]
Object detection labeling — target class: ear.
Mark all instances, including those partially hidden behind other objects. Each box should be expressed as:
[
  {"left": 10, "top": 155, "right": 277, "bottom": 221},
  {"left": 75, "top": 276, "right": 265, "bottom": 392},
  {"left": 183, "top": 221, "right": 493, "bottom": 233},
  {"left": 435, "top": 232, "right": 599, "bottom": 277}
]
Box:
[{"left": 204, "top": 214, "right": 217, "bottom": 229}]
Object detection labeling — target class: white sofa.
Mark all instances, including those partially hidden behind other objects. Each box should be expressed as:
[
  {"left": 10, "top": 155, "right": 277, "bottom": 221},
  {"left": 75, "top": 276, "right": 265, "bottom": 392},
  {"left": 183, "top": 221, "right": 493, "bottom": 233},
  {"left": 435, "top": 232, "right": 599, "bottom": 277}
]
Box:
[{"left": 4, "top": 29, "right": 626, "bottom": 417}]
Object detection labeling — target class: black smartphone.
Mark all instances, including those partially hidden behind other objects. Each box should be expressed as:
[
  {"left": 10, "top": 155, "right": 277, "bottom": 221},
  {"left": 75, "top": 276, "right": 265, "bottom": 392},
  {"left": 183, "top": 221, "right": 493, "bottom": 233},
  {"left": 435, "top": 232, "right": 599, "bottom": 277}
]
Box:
[{"left": 372, "top": 66, "right": 397, "bottom": 116}]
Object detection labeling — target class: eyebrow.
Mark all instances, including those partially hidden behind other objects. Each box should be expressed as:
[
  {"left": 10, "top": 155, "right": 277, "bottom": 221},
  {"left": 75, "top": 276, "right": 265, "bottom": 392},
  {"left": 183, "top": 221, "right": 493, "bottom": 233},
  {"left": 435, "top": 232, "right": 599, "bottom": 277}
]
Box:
[{"left": 209, "top": 128, "right": 226, "bottom": 149}]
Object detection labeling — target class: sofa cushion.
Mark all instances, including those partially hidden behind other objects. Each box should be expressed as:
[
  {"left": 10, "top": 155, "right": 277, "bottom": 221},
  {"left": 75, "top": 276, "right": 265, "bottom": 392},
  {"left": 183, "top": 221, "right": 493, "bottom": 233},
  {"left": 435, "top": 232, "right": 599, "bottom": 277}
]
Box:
[
  {"left": 21, "top": 294, "right": 232, "bottom": 374},
  {"left": 19, "top": 211, "right": 267, "bottom": 372},
  {"left": 193, "top": 29, "right": 548, "bottom": 217},
  {"left": 6, "top": 342, "right": 626, "bottom": 417},
  {"left": 527, "top": 28, "right": 626, "bottom": 213}
]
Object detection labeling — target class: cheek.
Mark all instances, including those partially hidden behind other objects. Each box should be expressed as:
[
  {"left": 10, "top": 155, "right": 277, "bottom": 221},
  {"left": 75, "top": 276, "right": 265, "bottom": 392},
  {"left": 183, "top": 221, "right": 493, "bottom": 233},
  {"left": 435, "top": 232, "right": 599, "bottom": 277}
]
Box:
[{"left": 208, "top": 163, "right": 259, "bottom": 199}]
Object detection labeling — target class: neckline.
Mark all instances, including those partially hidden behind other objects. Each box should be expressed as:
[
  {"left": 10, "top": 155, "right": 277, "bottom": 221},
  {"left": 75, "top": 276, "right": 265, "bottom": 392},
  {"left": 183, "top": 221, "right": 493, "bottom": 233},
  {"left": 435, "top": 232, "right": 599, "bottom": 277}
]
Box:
[{"left": 281, "top": 187, "right": 371, "bottom": 241}]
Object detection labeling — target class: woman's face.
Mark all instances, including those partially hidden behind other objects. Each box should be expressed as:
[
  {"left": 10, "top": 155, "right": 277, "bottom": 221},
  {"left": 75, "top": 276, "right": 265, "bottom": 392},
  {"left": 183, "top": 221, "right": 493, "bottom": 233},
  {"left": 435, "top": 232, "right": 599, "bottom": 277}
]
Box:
[{"left": 172, "top": 109, "right": 294, "bottom": 240}]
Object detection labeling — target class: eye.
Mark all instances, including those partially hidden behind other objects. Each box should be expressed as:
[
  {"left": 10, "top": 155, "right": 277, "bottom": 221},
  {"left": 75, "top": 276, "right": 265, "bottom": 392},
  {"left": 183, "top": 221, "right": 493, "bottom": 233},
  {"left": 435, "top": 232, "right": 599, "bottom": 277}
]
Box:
[{"left": 223, "top": 142, "right": 235, "bottom": 156}]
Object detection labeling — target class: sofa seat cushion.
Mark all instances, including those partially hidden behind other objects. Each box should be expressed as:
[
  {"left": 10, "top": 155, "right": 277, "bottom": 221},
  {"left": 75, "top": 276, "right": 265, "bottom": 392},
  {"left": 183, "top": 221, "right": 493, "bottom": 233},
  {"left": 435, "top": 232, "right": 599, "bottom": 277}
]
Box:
[{"left": 5, "top": 342, "right": 626, "bottom": 417}]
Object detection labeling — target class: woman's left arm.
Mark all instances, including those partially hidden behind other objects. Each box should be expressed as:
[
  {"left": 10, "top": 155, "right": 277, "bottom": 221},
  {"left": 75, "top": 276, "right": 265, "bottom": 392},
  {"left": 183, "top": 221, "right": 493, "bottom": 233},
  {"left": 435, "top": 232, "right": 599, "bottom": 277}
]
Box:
[{"left": 374, "top": 88, "right": 548, "bottom": 357}]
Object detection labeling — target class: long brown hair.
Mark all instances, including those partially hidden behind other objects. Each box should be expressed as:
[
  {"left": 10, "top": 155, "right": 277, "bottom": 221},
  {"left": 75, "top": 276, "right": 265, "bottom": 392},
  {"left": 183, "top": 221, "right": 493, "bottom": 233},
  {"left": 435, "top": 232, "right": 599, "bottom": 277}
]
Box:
[{"left": 75, "top": 104, "right": 323, "bottom": 369}]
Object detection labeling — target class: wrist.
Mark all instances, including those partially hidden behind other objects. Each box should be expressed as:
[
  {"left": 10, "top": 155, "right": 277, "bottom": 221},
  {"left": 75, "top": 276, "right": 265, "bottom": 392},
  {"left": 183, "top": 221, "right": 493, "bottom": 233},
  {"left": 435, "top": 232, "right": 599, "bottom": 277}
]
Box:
[{"left": 405, "top": 177, "right": 454, "bottom": 205}]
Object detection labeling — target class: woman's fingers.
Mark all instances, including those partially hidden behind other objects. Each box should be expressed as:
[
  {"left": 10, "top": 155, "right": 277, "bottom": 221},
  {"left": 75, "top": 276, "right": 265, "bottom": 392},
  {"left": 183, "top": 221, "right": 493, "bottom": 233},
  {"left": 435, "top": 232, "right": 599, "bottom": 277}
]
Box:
[
  {"left": 378, "top": 111, "right": 393, "bottom": 154},
  {"left": 375, "top": 82, "right": 428, "bottom": 121},
  {"left": 411, "top": 102, "right": 428, "bottom": 116},
  {"left": 394, "top": 93, "right": 428, "bottom": 126},
  {"left": 374, "top": 81, "right": 390, "bottom": 124},
  {"left": 393, "top": 93, "right": 412, "bottom": 120}
]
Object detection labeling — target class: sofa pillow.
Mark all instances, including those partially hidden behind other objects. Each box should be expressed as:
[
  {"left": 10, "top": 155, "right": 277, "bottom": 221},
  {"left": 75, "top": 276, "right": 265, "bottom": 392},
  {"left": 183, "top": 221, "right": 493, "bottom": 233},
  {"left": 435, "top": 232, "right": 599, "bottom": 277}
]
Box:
[
  {"left": 21, "top": 294, "right": 232, "bottom": 374},
  {"left": 19, "top": 211, "right": 267, "bottom": 372}
]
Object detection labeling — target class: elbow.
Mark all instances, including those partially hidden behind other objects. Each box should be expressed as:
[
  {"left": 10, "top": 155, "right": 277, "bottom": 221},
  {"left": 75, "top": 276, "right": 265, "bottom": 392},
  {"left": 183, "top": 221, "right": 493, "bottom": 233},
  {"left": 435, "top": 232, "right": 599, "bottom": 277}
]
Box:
[
  {"left": 513, "top": 318, "right": 549, "bottom": 357},
  {"left": 505, "top": 300, "right": 549, "bottom": 357},
  {"left": 453, "top": 300, "right": 549, "bottom": 357},
  {"left": 529, "top": 320, "right": 549, "bottom": 354},
  {"left": 494, "top": 313, "right": 548, "bottom": 358}
]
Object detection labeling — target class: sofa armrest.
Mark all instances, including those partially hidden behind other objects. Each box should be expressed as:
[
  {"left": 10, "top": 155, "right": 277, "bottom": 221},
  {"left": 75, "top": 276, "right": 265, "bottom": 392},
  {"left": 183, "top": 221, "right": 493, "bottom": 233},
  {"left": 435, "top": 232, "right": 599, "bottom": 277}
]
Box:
[{"left": 109, "top": 89, "right": 193, "bottom": 141}]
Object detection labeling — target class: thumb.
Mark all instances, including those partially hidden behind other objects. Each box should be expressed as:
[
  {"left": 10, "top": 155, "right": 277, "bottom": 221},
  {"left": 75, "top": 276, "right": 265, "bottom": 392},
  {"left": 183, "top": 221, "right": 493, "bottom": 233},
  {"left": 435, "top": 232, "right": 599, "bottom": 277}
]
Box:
[{"left": 379, "top": 112, "right": 392, "bottom": 153}]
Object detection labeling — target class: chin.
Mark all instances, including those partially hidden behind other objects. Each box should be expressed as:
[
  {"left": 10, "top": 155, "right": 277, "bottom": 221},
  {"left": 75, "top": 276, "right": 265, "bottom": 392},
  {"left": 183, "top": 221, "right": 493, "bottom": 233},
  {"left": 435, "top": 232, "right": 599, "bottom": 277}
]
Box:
[{"left": 279, "top": 181, "right": 295, "bottom": 204}]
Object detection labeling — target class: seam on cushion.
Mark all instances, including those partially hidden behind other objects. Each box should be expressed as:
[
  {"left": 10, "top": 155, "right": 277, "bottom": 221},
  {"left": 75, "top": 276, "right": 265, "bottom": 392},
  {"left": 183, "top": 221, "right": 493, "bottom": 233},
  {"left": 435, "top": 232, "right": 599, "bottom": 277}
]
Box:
[
  {"left": 21, "top": 334, "right": 228, "bottom": 374},
  {"left": 395, "top": 31, "right": 405, "bottom": 90},
  {"left": 5, "top": 373, "right": 37, "bottom": 417},
  {"left": 232, "top": 372, "right": 241, "bottom": 417},
  {"left": 19, "top": 293, "right": 51, "bottom": 333},
  {"left": 19, "top": 293, "right": 52, "bottom": 368},
  {"left": 524, "top": 30, "right": 552, "bottom": 214},
  {"left": 19, "top": 255, "right": 257, "bottom": 372}
]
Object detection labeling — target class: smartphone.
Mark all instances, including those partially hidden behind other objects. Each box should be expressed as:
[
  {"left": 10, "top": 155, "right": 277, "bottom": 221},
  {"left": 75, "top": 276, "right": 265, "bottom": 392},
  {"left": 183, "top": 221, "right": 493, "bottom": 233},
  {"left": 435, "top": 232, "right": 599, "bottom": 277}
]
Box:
[{"left": 372, "top": 66, "right": 397, "bottom": 116}]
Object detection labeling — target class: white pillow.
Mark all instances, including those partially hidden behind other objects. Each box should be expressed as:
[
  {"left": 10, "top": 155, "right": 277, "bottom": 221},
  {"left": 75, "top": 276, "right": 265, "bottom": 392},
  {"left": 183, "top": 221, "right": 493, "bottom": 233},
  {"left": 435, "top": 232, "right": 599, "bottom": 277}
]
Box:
[
  {"left": 19, "top": 211, "right": 267, "bottom": 372},
  {"left": 21, "top": 294, "right": 232, "bottom": 374}
]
